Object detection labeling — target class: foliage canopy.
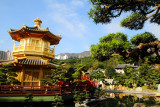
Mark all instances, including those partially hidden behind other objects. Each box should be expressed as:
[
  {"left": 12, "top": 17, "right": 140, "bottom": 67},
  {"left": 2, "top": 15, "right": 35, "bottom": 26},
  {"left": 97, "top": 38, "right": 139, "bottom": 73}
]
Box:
[
  {"left": 89, "top": 0, "right": 160, "bottom": 30},
  {"left": 90, "top": 33, "right": 131, "bottom": 61},
  {"left": 114, "top": 64, "right": 160, "bottom": 89},
  {"left": 0, "top": 64, "right": 20, "bottom": 85},
  {"left": 130, "top": 32, "right": 157, "bottom": 46},
  {"left": 90, "top": 32, "right": 160, "bottom": 63}
]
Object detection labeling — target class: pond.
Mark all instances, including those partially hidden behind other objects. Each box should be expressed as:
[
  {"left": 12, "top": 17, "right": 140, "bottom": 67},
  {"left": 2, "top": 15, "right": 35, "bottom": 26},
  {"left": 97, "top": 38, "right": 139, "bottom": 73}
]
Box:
[
  {"left": 2, "top": 93, "right": 160, "bottom": 107},
  {"left": 0, "top": 101, "right": 75, "bottom": 107},
  {"left": 87, "top": 93, "right": 160, "bottom": 107}
]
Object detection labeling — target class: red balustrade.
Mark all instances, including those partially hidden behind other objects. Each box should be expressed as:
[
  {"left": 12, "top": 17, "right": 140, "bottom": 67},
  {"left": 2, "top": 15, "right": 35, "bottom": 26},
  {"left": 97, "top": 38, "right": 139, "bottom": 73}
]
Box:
[{"left": 0, "top": 85, "right": 61, "bottom": 96}]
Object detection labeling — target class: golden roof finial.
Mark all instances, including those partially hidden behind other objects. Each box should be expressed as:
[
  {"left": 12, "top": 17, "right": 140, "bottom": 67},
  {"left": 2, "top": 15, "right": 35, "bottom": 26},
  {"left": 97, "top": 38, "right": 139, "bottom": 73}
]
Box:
[{"left": 34, "top": 17, "right": 42, "bottom": 28}]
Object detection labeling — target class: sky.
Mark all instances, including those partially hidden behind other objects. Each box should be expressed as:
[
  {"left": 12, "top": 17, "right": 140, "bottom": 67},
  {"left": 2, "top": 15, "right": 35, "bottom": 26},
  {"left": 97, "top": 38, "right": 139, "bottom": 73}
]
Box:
[{"left": 0, "top": 0, "right": 160, "bottom": 55}]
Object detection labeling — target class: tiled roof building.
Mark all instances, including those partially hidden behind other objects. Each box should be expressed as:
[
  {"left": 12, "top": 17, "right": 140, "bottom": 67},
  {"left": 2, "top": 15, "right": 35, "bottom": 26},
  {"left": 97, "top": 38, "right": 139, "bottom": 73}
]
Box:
[
  {"left": 115, "top": 64, "right": 139, "bottom": 74},
  {"left": 1, "top": 18, "right": 61, "bottom": 87}
]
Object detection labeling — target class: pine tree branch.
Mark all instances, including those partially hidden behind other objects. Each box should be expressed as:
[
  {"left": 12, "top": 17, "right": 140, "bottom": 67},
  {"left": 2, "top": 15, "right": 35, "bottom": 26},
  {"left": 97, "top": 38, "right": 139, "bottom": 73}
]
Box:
[{"left": 145, "top": 6, "right": 160, "bottom": 20}]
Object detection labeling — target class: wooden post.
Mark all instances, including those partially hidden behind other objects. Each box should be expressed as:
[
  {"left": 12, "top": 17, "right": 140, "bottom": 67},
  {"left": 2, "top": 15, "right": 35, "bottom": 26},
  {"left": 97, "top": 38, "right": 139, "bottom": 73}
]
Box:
[
  {"left": 21, "top": 66, "right": 24, "bottom": 86},
  {"left": 53, "top": 46, "right": 55, "bottom": 54},
  {"left": 24, "top": 39, "right": 26, "bottom": 51},
  {"left": 42, "top": 41, "right": 45, "bottom": 52},
  {"left": 60, "top": 86, "right": 62, "bottom": 95},
  {"left": 13, "top": 42, "right": 16, "bottom": 51},
  {"left": 39, "top": 67, "right": 43, "bottom": 86}
]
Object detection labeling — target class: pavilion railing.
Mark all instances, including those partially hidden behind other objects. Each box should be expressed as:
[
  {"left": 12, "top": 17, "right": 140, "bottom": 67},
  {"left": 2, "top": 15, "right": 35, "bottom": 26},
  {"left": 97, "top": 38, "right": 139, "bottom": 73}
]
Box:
[
  {"left": 13, "top": 44, "right": 55, "bottom": 54},
  {"left": 0, "top": 85, "right": 87, "bottom": 96},
  {"left": 0, "top": 85, "right": 61, "bottom": 96}
]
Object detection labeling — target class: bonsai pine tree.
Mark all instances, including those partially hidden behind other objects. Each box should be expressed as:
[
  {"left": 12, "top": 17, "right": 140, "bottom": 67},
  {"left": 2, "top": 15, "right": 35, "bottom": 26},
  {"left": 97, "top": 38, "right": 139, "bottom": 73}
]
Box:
[
  {"left": 89, "top": 1, "right": 160, "bottom": 63},
  {"left": 52, "top": 93, "right": 64, "bottom": 107},
  {"left": 105, "top": 66, "right": 116, "bottom": 79},
  {"left": 40, "top": 66, "right": 68, "bottom": 86},
  {"left": 73, "top": 91, "right": 85, "bottom": 104},
  {"left": 90, "top": 33, "right": 131, "bottom": 61},
  {"left": 72, "top": 64, "right": 87, "bottom": 90},
  {"left": 89, "top": 0, "right": 160, "bottom": 30},
  {"left": 130, "top": 32, "right": 157, "bottom": 46},
  {"left": 90, "top": 32, "right": 160, "bottom": 63},
  {"left": 40, "top": 66, "right": 65, "bottom": 107},
  {"left": 85, "top": 90, "right": 90, "bottom": 100},
  {"left": 24, "top": 93, "right": 33, "bottom": 106},
  {"left": 0, "top": 64, "right": 20, "bottom": 85},
  {"left": 89, "top": 69, "right": 105, "bottom": 81}
]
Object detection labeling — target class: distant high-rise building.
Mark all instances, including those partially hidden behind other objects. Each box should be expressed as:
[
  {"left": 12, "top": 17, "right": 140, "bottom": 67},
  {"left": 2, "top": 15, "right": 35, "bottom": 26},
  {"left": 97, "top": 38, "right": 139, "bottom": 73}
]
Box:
[{"left": 0, "top": 50, "right": 14, "bottom": 60}]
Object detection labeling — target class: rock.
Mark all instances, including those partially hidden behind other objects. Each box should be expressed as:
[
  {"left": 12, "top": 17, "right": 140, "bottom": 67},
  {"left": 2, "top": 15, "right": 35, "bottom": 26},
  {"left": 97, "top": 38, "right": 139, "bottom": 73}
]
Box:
[
  {"left": 119, "top": 85, "right": 123, "bottom": 90},
  {"left": 135, "top": 94, "right": 143, "bottom": 98},
  {"left": 151, "top": 105, "right": 160, "bottom": 107},
  {"left": 24, "top": 105, "right": 33, "bottom": 107},
  {"left": 133, "top": 103, "right": 146, "bottom": 107},
  {"left": 136, "top": 87, "right": 142, "bottom": 92},
  {"left": 75, "top": 101, "right": 89, "bottom": 107},
  {"left": 155, "top": 92, "right": 160, "bottom": 96},
  {"left": 157, "top": 84, "right": 160, "bottom": 92}
]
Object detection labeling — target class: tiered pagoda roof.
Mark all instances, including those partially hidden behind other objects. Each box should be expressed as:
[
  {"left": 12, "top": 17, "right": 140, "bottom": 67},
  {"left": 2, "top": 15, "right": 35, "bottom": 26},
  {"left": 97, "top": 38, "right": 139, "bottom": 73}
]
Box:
[{"left": 8, "top": 17, "right": 62, "bottom": 45}]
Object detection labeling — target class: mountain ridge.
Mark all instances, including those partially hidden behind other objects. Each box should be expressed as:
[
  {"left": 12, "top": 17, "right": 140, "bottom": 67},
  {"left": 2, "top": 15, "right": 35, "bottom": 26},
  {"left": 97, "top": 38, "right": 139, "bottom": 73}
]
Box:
[{"left": 55, "top": 51, "right": 91, "bottom": 59}]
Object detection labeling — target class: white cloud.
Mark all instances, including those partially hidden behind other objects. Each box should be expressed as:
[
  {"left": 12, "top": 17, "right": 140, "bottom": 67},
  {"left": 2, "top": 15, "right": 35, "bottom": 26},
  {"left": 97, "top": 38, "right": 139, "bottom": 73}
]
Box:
[
  {"left": 102, "top": 20, "right": 125, "bottom": 34},
  {"left": 71, "top": 0, "right": 84, "bottom": 7},
  {"left": 144, "top": 22, "right": 160, "bottom": 39},
  {"left": 43, "top": 0, "right": 92, "bottom": 54},
  {"left": 45, "top": 0, "right": 87, "bottom": 38}
]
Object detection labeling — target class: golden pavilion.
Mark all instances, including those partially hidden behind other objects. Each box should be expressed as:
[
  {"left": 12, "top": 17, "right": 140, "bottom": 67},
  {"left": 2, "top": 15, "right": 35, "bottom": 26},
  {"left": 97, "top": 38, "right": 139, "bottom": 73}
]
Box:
[{"left": 7, "top": 18, "right": 62, "bottom": 87}]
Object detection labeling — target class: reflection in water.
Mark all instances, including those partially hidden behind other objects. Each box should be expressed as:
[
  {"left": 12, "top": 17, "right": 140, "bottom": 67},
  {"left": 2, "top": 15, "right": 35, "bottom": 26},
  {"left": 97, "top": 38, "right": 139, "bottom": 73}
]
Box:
[{"left": 88, "top": 93, "right": 160, "bottom": 107}]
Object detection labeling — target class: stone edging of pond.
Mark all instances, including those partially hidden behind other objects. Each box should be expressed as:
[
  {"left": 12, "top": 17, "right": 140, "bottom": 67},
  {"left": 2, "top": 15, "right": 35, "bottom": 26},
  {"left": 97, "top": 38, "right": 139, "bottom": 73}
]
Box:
[
  {"left": 75, "top": 90, "right": 159, "bottom": 107},
  {"left": 105, "top": 89, "right": 156, "bottom": 96},
  {"left": 75, "top": 97, "right": 107, "bottom": 107}
]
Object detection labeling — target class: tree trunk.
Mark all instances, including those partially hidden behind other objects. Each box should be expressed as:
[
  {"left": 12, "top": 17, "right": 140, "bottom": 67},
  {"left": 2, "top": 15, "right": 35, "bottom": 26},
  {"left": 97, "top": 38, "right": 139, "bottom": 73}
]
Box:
[{"left": 126, "top": 40, "right": 160, "bottom": 61}]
